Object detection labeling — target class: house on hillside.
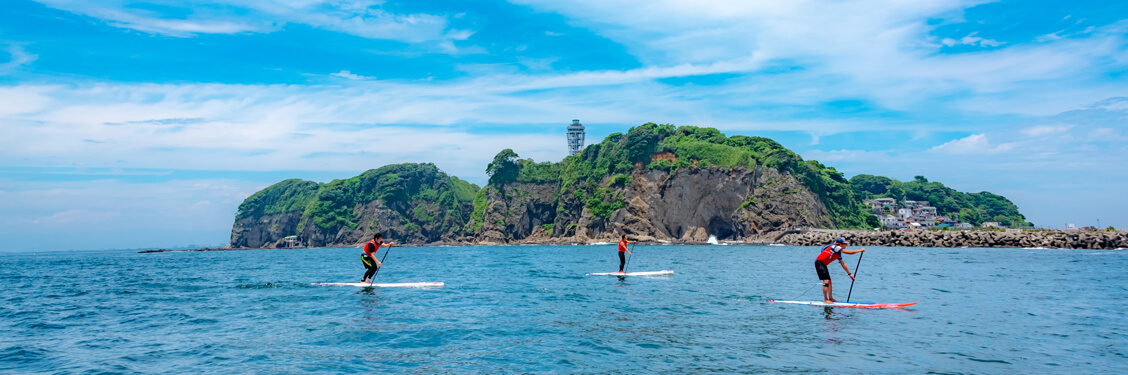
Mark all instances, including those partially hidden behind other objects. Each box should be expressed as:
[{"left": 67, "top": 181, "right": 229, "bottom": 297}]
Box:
[
  {"left": 897, "top": 208, "right": 913, "bottom": 220},
  {"left": 982, "top": 221, "right": 1001, "bottom": 228},
  {"left": 904, "top": 200, "right": 930, "bottom": 209},
  {"left": 864, "top": 197, "right": 897, "bottom": 213},
  {"left": 878, "top": 214, "right": 898, "bottom": 227}
]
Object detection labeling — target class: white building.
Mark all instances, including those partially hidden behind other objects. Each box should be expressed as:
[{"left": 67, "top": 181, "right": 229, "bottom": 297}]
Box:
[
  {"left": 879, "top": 214, "right": 898, "bottom": 227},
  {"left": 897, "top": 208, "right": 913, "bottom": 220},
  {"left": 566, "top": 119, "right": 586, "bottom": 156},
  {"left": 864, "top": 197, "right": 897, "bottom": 213},
  {"left": 904, "top": 200, "right": 930, "bottom": 209}
]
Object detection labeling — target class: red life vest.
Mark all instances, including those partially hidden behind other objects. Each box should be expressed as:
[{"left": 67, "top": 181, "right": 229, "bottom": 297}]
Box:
[
  {"left": 816, "top": 244, "right": 843, "bottom": 265},
  {"left": 364, "top": 240, "right": 380, "bottom": 257},
  {"left": 618, "top": 240, "right": 628, "bottom": 253}
]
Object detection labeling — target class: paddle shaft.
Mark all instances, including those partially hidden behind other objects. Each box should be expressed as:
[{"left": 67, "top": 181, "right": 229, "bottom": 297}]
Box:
[
  {"left": 371, "top": 244, "right": 392, "bottom": 280},
  {"left": 846, "top": 251, "right": 864, "bottom": 302},
  {"left": 623, "top": 243, "right": 635, "bottom": 272}
]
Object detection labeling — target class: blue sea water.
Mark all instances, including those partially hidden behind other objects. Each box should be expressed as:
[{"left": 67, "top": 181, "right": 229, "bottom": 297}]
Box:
[{"left": 1, "top": 245, "right": 1126, "bottom": 373}]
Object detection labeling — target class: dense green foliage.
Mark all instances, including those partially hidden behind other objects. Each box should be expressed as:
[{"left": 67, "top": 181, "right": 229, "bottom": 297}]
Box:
[
  {"left": 235, "top": 163, "right": 480, "bottom": 233},
  {"left": 470, "top": 187, "right": 491, "bottom": 232},
  {"left": 850, "top": 174, "right": 1031, "bottom": 227},
  {"left": 236, "top": 179, "right": 320, "bottom": 220},
  {"left": 486, "top": 149, "right": 520, "bottom": 185},
  {"left": 492, "top": 123, "right": 878, "bottom": 228}
]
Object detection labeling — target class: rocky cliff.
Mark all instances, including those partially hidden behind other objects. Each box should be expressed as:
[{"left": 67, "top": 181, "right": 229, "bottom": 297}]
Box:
[{"left": 473, "top": 166, "right": 833, "bottom": 244}]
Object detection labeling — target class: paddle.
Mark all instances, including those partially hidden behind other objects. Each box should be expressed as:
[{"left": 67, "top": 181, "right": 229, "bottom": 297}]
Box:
[
  {"left": 846, "top": 250, "right": 864, "bottom": 302},
  {"left": 623, "top": 242, "right": 636, "bottom": 273},
  {"left": 370, "top": 243, "right": 393, "bottom": 281}
]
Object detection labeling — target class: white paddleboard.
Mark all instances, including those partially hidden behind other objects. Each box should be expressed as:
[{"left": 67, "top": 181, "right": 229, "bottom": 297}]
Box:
[
  {"left": 768, "top": 300, "right": 917, "bottom": 308},
  {"left": 314, "top": 282, "right": 444, "bottom": 288},
  {"left": 586, "top": 270, "right": 674, "bottom": 276}
]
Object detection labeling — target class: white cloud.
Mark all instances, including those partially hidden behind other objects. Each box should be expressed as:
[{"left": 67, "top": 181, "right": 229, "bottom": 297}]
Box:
[
  {"left": 1021, "top": 125, "right": 1073, "bottom": 137},
  {"left": 510, "top": 0, "right": 1127, "bottom": 114},
  {"left": 941, "top": 32, "right": 1003, "bottom": 47},
  {"left": 18, "top": 209, "right": 121, "bottom": 225},
  {"left": 330, "top": 70, "right": 374, "bottom": 80},
  {"left": 1036, "top": 31, "right": 1064, "bottom": 42},
  {"left": 34, "top": 0, "right": 462, "bottom": 44},
  {"left": 930, "top": 134, "right": 1016, "bottom": 155},
  {"left": 0, "top": 43, "right": 38, "bottom": 75},
  {"left": 802, "top": 149, "right": 893, "bottom": 162}
]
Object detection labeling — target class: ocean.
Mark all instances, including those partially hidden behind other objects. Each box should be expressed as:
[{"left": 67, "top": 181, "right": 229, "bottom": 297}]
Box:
[{"left": 2, "top": 244, "right": 1126, "bottom": 373}]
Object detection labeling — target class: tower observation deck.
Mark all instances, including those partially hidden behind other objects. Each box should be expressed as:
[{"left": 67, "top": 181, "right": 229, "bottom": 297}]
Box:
[{"left": 566, "top": 119, "right": 586, "bottom": 156}]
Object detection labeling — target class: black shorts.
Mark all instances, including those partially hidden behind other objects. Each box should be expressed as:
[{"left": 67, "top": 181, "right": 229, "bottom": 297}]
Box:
[{"left": 815, "top": 260, "right": 831, "bottom": 281}]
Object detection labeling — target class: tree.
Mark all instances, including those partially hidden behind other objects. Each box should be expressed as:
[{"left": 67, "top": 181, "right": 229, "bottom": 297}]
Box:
[{"left": 486, "top": 149, "right": 521, "bottom": 186}]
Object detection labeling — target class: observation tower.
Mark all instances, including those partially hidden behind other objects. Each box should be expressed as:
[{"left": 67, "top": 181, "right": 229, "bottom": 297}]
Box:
[{"left": 566, "top": 119, "right": 586, "bottom": 156}]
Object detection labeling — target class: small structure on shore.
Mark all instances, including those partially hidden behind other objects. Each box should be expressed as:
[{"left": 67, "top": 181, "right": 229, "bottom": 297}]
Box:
[{"left": 567, "top": 119, "right": 586, "bottom": 156}]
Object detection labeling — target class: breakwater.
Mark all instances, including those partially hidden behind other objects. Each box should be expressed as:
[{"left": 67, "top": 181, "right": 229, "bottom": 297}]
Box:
[{"left": 778, "top": 230, "right": 1128, "bottom": 249}]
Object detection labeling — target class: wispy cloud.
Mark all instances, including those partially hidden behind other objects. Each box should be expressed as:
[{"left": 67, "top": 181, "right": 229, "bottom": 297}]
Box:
[
  {"left": 330, "top": 70, "right": 374, "bottom": 80},
  {"left": 16, "top": 209, "right": 122, "bottom": 225},
  {"left": 941, "top": 32, "right": 1003, "bottom": 47},
  {"left": 0, "top": 42, "right": 38, "bottom": 75},
  {"left": 34, "top": 0, "right": 465, "bottom": 44},
  {"left": 930, "top": 134, "right": 1016, "bottom": 155}
]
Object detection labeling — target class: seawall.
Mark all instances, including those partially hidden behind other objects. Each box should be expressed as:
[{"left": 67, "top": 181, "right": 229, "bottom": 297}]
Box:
[{"left": 778, "top": 230, "right": 1127, "bottom": 250}]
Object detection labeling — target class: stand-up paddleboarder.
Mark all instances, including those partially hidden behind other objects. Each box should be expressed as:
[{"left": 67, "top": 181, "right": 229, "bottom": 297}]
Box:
[
  {"left": 816, "top": 237, "right": 865, "bottom": 303},
  {"left": 618, "top": 235, "right": 636, "bottom": 273},
  {"left": 361, "top": 233, "right": 394, "bottom": 283}
]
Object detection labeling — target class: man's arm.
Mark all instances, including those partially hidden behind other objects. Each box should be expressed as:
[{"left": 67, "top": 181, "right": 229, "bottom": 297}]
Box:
[
  {"left": 375, "top": 242, "right": 393, "bottom": 267},
  {"left": 839, "top": 260, "right": 855, "bottom": 280},
  {"left": 843, "top": 248, "right": 865, "bottom": 255}
]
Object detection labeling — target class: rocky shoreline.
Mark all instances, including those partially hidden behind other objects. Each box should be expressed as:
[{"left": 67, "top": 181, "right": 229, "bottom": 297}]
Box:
[
  {"left": 777, "top": 230, "right": 1127, "bottom": 250},
  {"left": 145, "top": 229, "right": 1128, "bottom": 253}
]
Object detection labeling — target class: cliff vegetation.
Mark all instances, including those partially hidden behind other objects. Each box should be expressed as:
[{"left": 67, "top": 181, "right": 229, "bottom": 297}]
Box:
[{"left": 849, "top": 174, "right": 1030, "bottom": 227}]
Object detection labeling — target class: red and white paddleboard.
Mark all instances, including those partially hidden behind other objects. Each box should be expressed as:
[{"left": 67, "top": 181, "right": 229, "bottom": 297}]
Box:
[
  {"left": 768, "top": 300, "right": 918, "bottom": 308},
  {"left": 314, "top": 282, "right": 444, "bottom": 288},
  {"left": 586, "top": 270, "right": 674, "bottom": 276}
]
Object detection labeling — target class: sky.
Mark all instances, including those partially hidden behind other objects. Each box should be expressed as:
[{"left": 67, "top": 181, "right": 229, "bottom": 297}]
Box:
[{"left": 0, "top": 0, "right": 1126, "bottom": 251}]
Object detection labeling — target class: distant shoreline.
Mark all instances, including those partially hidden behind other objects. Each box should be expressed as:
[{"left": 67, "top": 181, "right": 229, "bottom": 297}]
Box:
[{"left": 140, "top": 230, "right": 1128, "bottom": 253}]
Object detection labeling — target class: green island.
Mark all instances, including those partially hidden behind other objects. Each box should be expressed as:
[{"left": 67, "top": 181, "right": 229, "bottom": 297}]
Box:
[{"left": 230, "top": 123, "right": 1031, "bottom": 248}]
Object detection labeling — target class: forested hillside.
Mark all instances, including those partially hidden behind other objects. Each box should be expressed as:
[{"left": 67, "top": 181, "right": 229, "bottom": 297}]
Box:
[
  {"left": 485, "top": 123, "right": 878, "bottom": 229},
  {"left": 231, "top": 163, "right": 479, "bottom": 248},
  {"left": 231, "top": 123, "right": 1031, "bottom": 248},
  {"left": 850, "top": 174, "right": 1030, "bottom": 227}
]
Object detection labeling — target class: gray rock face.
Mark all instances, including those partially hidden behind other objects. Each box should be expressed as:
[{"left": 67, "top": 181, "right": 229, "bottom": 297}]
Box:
[
  {"left": 230, "top": 212, "right": 304, "bottom": 249},
  {"left": 230, "top": 165, "right": 838, "bottom": 248},
  {"left": 779, "top": 230, "right": 1128, "bottom": 249},
  {"left": 474, "top": 166, "right": 834, "bottom": 244}
]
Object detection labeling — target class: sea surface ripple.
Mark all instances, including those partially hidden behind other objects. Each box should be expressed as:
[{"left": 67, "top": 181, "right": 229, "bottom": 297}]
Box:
[{"left": 2, "top": 245, "right": 1126, "bottom": 373}]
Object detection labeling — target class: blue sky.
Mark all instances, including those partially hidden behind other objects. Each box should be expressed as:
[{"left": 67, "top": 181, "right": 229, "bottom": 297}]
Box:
[{"left": 1, "top": 0, "right": 1126, "bottom": 251}]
